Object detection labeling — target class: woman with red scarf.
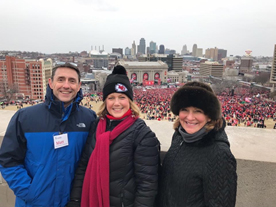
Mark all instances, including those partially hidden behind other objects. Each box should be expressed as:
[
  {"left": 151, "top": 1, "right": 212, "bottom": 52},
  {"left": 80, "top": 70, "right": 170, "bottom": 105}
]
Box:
[{"left": 67, "top": 65, "right": 160, "bottom": 207}]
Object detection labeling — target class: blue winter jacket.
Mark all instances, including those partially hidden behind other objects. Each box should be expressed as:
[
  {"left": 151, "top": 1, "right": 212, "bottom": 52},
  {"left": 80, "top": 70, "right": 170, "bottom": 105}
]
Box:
[{"left": 0, "top": 85, "right": 96, "bottom": 207}]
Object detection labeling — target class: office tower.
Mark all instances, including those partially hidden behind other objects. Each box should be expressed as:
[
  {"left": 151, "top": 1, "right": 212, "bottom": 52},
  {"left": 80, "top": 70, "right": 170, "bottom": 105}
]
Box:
[
  {"left": 132, "top": 41, "right": 136, "bottom": 56},
  {"left": 149, "top": 41, "right": 156, "bottom": 54},
  {"left": 166, "top": 54, "right": 183, "bottom": 72},
  {"left": 240, "top": 51, "right": 253, "bottom": 74},
  {"left": 112, "top": 48, "right": 123, "bottom": 56},
  {"left": 165, "top": 48, "right": 171, "bottom": 54},
  {"left": 125, "top": 47, "right": 131, "bottom": 56},
  {"left": 205, "top": 47, "right": 218, "bottom": 61},
  {"left": 200, "top": 62, "right": 223, "bottom": 78},
  {"left": 181, "top": 45, "right": 188, "bottom": 55},
  {"left": 270, "top": 45, "right": 276, "bottom": 83},
  {"left": 196, "top": 48, "right": 203, "bottom": 57},
  {"left": 0, "top": 56, "right": 52, "bottom": 100},
  {"left": 192, "top": 44, "right": 197, "bottom": 57},
  {"left": 218, "top": 49, "right": 227, "bottom": 61},
  {"left": 146, "top": 47, "right": 150, "bottom": 55},
  {"left": 138, "top": 38, "right": 146, "bottom": 54},
  {"left": 159, "top": 45, "right": 165, "bottom": 54},
  {"left": 169, "top": 50, "right": 176, "bottom": 55}
]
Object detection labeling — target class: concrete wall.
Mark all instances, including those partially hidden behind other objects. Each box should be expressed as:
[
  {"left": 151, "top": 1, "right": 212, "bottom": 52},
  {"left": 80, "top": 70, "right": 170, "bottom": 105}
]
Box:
[
  {"left": 0, "top": 136, "right": 15, "bottom": 207},
  {"left": 1, "top": 153, "right": 276, "bottom": 207},
  {"left": 236, "top": 159, "right": 276, "bottom": 207},
  {"left": 0, "top": 112, "right": 276, "bottom": 207}
]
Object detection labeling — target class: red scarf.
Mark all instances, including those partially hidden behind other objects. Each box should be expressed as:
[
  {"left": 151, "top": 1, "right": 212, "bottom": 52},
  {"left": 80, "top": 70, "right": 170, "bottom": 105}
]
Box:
[{"left": 81, "top": 110, "right": 137, "bottom": 207}]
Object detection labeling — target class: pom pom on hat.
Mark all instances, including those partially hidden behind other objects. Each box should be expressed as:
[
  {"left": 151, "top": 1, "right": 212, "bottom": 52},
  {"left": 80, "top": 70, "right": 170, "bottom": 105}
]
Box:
[
  {"left": 103, "top": 65, "right": 133, "bottom": 101},
  {"left": 112, "top": 65, "right": 127, "bottom": 75}
]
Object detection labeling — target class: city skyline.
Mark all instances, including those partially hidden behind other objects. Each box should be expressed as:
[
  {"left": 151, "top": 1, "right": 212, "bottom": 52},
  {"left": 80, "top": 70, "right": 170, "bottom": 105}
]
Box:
[{"left": 0, "top": 0, "right": 275, "bottom": 56}]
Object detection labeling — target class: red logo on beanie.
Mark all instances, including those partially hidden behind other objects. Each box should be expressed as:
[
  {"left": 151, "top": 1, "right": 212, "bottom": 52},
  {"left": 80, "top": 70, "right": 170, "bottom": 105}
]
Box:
[{"left": 115, "top": 83, "right": 128, "bottom": 92}]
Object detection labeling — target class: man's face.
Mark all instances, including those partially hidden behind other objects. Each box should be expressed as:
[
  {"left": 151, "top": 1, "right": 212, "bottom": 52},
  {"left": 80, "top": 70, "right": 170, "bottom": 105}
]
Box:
[{"left": 49, "top": 67, "right": 81, "bottom": 107}]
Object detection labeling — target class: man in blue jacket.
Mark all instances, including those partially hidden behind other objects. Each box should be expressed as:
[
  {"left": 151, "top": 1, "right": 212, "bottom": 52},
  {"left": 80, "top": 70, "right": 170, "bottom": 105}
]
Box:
[{"left": 0, "top": 63, "right": 97, "bottom": 207}]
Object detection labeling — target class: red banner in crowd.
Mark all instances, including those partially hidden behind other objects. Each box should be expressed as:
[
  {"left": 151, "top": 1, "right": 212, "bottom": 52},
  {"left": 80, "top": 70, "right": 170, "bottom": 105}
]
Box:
[{"left": 143, "top": 80, "right": 154, "bottom": 86}]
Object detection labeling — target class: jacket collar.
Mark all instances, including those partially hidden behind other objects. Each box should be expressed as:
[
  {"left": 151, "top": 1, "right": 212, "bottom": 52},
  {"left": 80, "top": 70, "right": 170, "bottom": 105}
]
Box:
[
  {"left": 177, "top": 118, "right": 230, "bottom": 147},
  {"left": 44, "top": 84, "right": 83, "bottom": 120}
]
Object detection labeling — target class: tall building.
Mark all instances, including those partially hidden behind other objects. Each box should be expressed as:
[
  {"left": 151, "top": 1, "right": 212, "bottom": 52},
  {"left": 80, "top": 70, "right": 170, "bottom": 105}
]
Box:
[
  {"left": 205, "top": 47, "right": 227, "bottom": 61},
  {"left": 138, "top": 38, "right": 146, "bottom": 54},
  {"left": 240, "top": 57, "right": 253, "bottom": 74},
  {"left": 149, "top": 41, "right": 156, "bottom": 54},
  {"left": 218, "top": 49, "right": 227, "bottom": 61},
  {"left": 205, "top": 47, "right": 218, "bottom": 61},
  {"left": 165, "top": 48, "right": 171, "bottom": 55},
  {"left": 125, "top": 47, "right": 131, "bottom": 56},
  {"left": 239, "top": 49, "right": 253, "bottom": 74},
  {"left": 112, "top": 48, "right": 123, "bottom": 56},
  {"left": 200, "top": 62, "right": 223, "bottom": 78},
  {"left": 0, "top": 56, "right": 52, "bottom": 100},
  {"left": 196, "top": 48, "right": 203, "bottom": 57},
  {"left": 131, "top": 41, "right": 136, "bottom": 56},
  {"left": 159, "top": 45, "right": 165, "bottom": 54},
  {"left": 169, "top": 50, "right": 176, "bottom": 55},
  {"left": 166, "top": 55, "right": 183, "bottom": 72},
  {"left": 270, "top": 45, "right": 276, "bottom": 84},
  {"left": 192, "top": 44, "right": 197, "bottom": 57},
  {"left": 181, "top": 45, "right": 188, "bottom": 55}
]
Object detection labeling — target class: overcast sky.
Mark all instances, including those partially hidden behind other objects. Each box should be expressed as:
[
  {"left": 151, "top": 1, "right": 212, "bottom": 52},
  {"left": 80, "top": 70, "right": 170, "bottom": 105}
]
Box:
[{"left": 1, "top": 0, "right": 275, "bottom": 56}]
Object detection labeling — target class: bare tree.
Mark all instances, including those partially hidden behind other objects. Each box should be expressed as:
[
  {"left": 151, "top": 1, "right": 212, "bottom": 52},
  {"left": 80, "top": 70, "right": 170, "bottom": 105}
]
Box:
[
  {"left": 253, "top": 72, "right": 270, "bottom": 85},
  {"left": 1, "top": 83, "right": 19, "bottom": 102},
  {"left": 270, "top": 91, "right": 276, "bottom": 100},
  {"left": 212, "top": 80, "right": 237, "bottom": 95}
]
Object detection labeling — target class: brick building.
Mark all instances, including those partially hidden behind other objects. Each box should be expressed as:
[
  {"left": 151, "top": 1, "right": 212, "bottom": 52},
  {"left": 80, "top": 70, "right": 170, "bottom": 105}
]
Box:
[{"left": 0, "top": 56, "right": 52, "bottom": 100}]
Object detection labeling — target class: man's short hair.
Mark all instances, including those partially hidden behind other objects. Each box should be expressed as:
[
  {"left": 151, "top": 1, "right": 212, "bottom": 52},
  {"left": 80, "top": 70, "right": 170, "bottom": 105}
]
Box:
[{"left": 51, "top": 63, "right": 81, "bottom": 82}]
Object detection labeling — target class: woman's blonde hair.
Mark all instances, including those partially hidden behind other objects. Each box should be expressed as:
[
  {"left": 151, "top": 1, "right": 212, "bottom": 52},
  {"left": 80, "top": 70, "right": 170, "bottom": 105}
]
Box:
[
  {"left": 97, "top": 98, "right": 140, "bottom": 118},
  {"left": 173, "top": 116, "right": 224, "bottom": 132}
]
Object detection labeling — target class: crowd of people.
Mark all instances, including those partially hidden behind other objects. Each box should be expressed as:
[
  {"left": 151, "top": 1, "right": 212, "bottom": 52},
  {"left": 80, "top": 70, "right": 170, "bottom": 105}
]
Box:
[
  {"left": 68, "top": 84, "right": 276, "bottom": 128},
  {"left": 218, "top": 88, "right": 276, "bottom": 128},
  {"left": 125, "top": 85, "right": 275, "bottom": 128},
  {"left": 2, "top": 83, "right": 276, "bottom": 129},
  {"left": 134, "top": 88, "right": 177, "bottom": 121}
]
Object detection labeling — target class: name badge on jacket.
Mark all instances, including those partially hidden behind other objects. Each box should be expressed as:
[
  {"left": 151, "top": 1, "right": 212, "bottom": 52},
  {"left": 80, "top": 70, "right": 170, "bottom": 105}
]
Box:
[{"left": 53, "top": 133, "right": 69, "bottom": 149}]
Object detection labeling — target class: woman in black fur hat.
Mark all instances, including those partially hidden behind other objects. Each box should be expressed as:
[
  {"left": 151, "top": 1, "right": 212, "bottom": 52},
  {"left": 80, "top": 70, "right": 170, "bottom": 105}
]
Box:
[
  {"left": 67, "top": 65, "right": 160, "bottom": 207},
  {"left": 158, "top": 81, "right": 237, "bottom": 207}
]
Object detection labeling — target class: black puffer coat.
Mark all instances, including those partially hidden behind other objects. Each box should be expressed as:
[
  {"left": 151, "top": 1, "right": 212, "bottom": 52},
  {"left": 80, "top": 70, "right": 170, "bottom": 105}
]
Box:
[
  {"left": 158, "top": 123, "right": 237, "bottom": 207},
  {"left": 70, "top": 117, "right": 160, "bottom": 207}
]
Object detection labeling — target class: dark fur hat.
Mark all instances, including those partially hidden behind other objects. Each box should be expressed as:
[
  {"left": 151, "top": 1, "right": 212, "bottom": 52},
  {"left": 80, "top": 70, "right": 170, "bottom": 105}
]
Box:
[
  {"left": 103, "top": 65, "right": 133, "bottom": 101},
  {"left": 170, "top": 81, "right": 221, "bottom": 120}
]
